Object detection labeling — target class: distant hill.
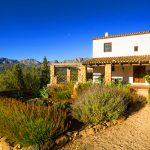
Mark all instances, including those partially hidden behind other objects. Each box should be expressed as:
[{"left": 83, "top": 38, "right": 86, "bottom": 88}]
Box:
[
  {"left": 20, "top": 59, "right": 41, "bottom": 66},
  {"left": 0, "top": 57, "right": 89, "bottom": 72},
  {"left": 0, "top": 58, "right": 18, "bottom": 64},
  {"left": 61, "top": 57, "right": 88, "bottom": 63}
]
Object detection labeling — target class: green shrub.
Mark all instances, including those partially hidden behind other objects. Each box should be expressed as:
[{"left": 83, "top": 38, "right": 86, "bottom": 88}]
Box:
[
  {"left": 56, "top": 90, "right": 71, "bottom": 99},
  {"left": 78, "top": 81, "right": 93, "bottom": 88},
  {"left": 73, "top": 85, "right": 131, "bottom": 124},
  {"left": 53, "top": 101, "right": 71, "bottom": 111},
  {"left": 49, "top": 84, "right": 72, "bottom": 100},
  {"left": 39, "top": 87, "right": 49, "bottom": 98},
  {"left": 77, "top": 81, "right": 93, "bottom": 95},
  {"left": 0, "top": 98, "right": 68, "bottom": 148}
]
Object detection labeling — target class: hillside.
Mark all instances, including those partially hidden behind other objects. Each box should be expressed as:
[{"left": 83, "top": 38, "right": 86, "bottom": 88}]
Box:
[{"left": 0, "top": 57, "right": 88, "bottom": 72}]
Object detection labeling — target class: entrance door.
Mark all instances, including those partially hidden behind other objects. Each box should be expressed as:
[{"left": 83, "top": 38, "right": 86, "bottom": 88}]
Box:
[{"left": 133, "top": 66, "right": 146, "bottom": 83}]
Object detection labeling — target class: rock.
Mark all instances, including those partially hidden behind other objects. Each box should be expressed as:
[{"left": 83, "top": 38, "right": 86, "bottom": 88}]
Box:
[
  {"left": 79, "top": 128, "right": 95, "bottom": 137},
  {"left": 66, "top": 132, "right": 72, "bottom": 137},
  {"left": 86, "top": 125, "right": 93, "bottom": 129},
  {"left": 40, "top": 141, "right": 54, "bottom": 150},
  {"left": 103, "top": 126, "right": 107, "bottom": 130},
  {"left": 0, "top": 143, "right": 2, "bottom": 150},
  {"left": 117, "top": 117, "right": 125, "bottom": 124},
  {"left": 85, "top": 128, "right": 95, "bottom": 135},
  {"left": 72, "top": 131, "right": 78, "bottom": 138},
  {"left": 13, "top": 144, "right": 21, "bottom": 150},
  {"left": 112, "top": 120, "right": 117, "bottom": 125},
  {"left": 0, "top": 137, "right": 12, "bottom": 150},
  {"left": 106, "top": 122, "right": 111, "bottom": 127},
  {"left": 93, "top": 124, "right": 103, "bottom": 132},
  {"left": 55, "top": 135, "right": 69, "bottom": 146},
  {"left": 79, "top": 130, "right": 87, "bottom": 137},
  {"left": 71, "top": 131, "right": 79, "bottom": 140}
]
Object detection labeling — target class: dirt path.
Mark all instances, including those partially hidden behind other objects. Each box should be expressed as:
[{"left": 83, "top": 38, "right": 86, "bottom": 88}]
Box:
[{"left": 61, "top": 105, "right": 150, "bottom": 150}]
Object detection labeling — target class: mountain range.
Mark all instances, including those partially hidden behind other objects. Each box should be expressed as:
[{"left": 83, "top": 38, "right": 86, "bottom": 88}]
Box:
[{"left": 0, "top": 57, "right": 88, "bottom": 71}]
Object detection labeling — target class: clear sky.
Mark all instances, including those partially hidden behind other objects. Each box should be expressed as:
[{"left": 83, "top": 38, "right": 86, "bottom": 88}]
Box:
[{"left": 0, "top": 0, "right": 150, "bottom": 61}]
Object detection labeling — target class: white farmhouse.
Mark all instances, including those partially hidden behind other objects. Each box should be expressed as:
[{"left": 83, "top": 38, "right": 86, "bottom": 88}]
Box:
[{"left": 83, "top": 31, "right": 150, "bottom": 86}]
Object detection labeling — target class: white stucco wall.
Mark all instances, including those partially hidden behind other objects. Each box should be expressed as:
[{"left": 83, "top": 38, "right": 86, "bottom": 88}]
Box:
[{"left": 93, "top": 34, "right": 150, "bottom": 58}]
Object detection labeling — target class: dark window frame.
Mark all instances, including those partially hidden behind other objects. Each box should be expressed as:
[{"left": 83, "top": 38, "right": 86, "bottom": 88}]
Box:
[
  {"left": 112, "top": 66, "right": 115, "bottom": 71},
  {"left": 134, "top": 46, "right": 138, "bottom": 52},
  {"left": 104, "top": 43, "right": 112, "bottom": 52}
]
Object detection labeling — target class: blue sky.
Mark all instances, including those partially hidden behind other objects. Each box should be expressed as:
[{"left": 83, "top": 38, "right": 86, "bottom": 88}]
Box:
[{"left": 0, "top": 0, "right": 150, "bottom": 61}]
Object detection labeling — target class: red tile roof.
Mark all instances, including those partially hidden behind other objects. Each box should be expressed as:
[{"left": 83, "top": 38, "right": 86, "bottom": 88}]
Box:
[
  {"left": 82, "top": 55, "right": 150, "bottom": 65},
  {"left": 93, "top": 31, "right": 150, "bottom": 40}
]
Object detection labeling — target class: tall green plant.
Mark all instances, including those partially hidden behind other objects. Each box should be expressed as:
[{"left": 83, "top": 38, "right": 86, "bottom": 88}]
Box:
[{"left": 0, "top": 98, "right": 68, "bottom": 148}]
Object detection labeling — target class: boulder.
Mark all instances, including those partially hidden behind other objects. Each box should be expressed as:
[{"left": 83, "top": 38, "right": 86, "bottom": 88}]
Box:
[
  {"left": 13, "top": 144, "right": 21, "bottom": 150},
  {"left": 0, "top": 137, "right": 12, "bottom": 150},
  {"left": 55, "top": 135, "right": 69, "bottom": 146},
  {"left": 93, "top": 124, "right": 103, "bottom": 132}
]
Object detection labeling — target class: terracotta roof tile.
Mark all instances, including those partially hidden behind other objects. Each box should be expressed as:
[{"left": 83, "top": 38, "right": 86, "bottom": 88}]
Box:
[
  {"left": 82, "top": 55, "right": 150, "bottom": 65},
  {"left": 93, "top": 31, "right": 150, "bottom": 40}
]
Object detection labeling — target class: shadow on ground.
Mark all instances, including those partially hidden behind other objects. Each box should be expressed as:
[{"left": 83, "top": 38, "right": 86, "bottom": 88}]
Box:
[{"left": 127, "top": 98, "right": 147, "bottom": 117}]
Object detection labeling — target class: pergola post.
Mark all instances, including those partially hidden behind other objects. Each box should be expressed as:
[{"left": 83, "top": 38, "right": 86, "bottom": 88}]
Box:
[
  {"left": 50, "top": 63, "right": 56, "bottom": 85},
  {"left": 105, "top": 64, "right": 112, "bottom": 84},
  {"left": 78, "top": 64, "right": 87, "bottom": 82},
  {"left": 67, "top": 68, "right": 71, "bottom": 83}
]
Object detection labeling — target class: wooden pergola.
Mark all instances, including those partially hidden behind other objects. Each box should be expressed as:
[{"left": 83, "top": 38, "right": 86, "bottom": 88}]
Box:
[{"left": 50, "top": 63, "right": 87, "bottom": 85}]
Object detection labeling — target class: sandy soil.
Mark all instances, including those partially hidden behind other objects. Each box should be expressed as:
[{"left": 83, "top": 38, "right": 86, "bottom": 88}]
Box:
[{"left": 61, "top": 105, "right": 150, "bottom": 150}]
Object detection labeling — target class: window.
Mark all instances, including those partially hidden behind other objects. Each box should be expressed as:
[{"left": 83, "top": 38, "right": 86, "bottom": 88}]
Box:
[
  {"left": 134, "top": 46, "right": 138, "bottom": 52},
  {"left": 112, "top": 66, "right": 115, "bottom": 71},
  {"left": 104, "top": 43, "right": 112, "bottom": 52}
]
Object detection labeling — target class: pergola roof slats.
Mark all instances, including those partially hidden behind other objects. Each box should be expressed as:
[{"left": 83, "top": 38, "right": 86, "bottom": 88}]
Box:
[{"left": 82, "top": 55, "right": 150, "bottom": 65}]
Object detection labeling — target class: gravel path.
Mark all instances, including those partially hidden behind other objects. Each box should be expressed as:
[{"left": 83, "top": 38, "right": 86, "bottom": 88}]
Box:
[{"left": 61, "top": 105, "right": 150, "bottom": 150}]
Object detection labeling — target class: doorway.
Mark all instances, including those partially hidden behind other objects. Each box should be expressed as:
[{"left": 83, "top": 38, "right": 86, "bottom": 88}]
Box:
[{"left": 133, "top": 66, "right": 146, "bottom": 83}]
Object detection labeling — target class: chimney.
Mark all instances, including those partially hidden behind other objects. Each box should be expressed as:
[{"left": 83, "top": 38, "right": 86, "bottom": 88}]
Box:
[{"left": 105, "top": 32, "right": 108, "bottom": 37}]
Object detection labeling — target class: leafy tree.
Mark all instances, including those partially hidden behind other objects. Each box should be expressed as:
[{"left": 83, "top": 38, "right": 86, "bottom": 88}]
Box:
[
  {"left": 0, "top": 67, "right": 15, "bottom": 91},
  {"left": 40, "top": 56, "right": 50, "bottom": 87},
  {"left": 13, "top": 64, "right": 25, "bottom": 90},
  {"left": 23, "top": 67, "right": 41, "bottom": 96}
]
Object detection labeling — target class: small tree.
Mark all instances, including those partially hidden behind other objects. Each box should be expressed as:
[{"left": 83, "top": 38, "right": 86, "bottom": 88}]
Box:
[
  {"left": 13, "top": 64, "right": 25, "bottom": 90},
  {"left": 23, "top": 67, "right": 41, "bottom": 96},
  {"left": 40, "top": 56, "right": 50, "bottom": 88}
]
